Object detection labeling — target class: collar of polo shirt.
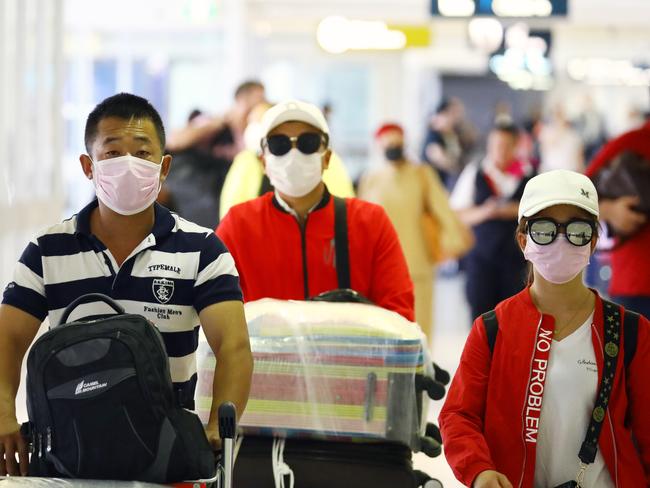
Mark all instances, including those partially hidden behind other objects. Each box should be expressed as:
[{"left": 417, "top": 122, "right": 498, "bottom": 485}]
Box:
[{"left": 75, "top": 199, "right": 176, "bottom": 240}]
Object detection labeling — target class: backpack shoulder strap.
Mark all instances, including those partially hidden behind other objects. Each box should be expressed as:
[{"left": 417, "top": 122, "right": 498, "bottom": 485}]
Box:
[
  {"left": 481, "top": 309, "right": 499, "bottom": 355},
  {"left": 333, "top": 197, "right": 351, "bottom": 289},
  {"left": 623, "top": 308, "right": 640, "bottom": 369}
]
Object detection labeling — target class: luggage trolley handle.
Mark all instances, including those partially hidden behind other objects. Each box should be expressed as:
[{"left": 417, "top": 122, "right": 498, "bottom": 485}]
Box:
[
  {"left": 218, "top": 401, "right": 237, "bottom": 488},
  {"left": 58, "top": 293, "right": 125, "bottom": 326}
]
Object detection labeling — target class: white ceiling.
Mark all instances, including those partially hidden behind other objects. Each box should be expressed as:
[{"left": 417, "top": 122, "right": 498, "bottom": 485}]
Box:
[
  {"left": 65, "top": 0, "right": 650, "bottom": 28},
  {"left": 247, "top": 0, "right": 650, "bottom": 26}
]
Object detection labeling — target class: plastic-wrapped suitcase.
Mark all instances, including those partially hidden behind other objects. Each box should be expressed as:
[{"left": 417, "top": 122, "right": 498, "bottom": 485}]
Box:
[
  {"left": 196, "top": 299, "right": 446, "bottom": 487},
  {"left": 197, "top": 299, "right": 440, "bottom": 450}
]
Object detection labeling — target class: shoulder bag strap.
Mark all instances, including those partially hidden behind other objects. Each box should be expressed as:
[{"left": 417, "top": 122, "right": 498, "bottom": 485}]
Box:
[
  {"left": 333, "top": 196, "right": 351, "bottom": 289},
  {"left": 577, "top": 299, "right": 622, "bottom": 467}
]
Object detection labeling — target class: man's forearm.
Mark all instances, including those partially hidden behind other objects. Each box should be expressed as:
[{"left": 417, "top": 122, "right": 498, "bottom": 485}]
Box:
[
  {"left": 457, "top": 206, "right": 490, "bottom": 227},
  {"left": 0, "top": 337, "right": 25, "bottom": 428},
  {"left": 207, "top": 343, "right": 253, "bottom": 428},
  {"left": 0, "top": 305, "right": 41, "bottom": 433},
  {"left": 494, "top": 201, "right": 519, "bottom": 220},
  {"left": 167, "top": 119, "right": 224, "bottom": 152}
]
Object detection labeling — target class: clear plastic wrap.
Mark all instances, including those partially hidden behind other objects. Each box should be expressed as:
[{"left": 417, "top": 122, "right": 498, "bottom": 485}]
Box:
[{"left": 196, "top": 299, "right": 433, "bottom": 451}]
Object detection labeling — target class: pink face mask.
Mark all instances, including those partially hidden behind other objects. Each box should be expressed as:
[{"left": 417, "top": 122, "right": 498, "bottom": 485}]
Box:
[
  {"left": 523, "top": 237, "right": 591, "bottom": 284},
  {"left": 92, "top": 155, "right": 162, "bottom": 216}
]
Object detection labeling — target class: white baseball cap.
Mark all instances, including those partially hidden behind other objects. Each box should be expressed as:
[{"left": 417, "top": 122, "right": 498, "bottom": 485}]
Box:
[
  {"left": 259, "top": 100, "right": 330, "bottom": 138},
  {"left": 518, "top": 169, "right": 599, "bottom": 222}
]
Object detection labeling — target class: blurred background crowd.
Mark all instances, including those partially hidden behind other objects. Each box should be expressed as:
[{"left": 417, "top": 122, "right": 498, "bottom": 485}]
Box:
[
  {"left": 3, "top": 0, "right": 650, "bottom": 337},
  {"left": 3, "top": 1, "right": 650, "bottom": 484}
]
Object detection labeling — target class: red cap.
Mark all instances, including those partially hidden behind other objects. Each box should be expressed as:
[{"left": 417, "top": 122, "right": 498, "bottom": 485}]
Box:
[{"left": 374, "top": 123, "right": 404, "bottom": 139}]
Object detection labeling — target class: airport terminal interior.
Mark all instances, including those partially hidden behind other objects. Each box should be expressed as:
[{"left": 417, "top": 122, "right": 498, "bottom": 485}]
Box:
[{"left": 1, "top": 0, "right": 650, "bottom": 486}]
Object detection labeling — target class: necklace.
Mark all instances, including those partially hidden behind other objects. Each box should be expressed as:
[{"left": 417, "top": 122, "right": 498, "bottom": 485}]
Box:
[{"left": 553, "top": 291, "right": 593, "bottom": 337}]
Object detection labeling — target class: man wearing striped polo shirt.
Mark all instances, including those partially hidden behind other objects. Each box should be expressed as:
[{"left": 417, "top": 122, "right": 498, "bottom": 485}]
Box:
[{"left": 0, "top": 93, "right": 253, "bottom": 476}]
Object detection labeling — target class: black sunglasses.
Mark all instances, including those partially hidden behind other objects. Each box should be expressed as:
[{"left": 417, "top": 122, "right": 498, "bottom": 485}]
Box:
[
  {"left": 263, "top": 132, "right": 328, "bottom": 156},
  {"left": 526, "top": 218, "right": 596, "bottom": 247}
]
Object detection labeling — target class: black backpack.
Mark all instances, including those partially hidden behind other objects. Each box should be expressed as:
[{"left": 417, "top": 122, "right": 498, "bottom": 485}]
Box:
[{"left": 24, "top": 293, "right": 216, "bottom": 483}]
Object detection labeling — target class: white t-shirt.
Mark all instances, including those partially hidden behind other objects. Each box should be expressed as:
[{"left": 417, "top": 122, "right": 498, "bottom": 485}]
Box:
[{"left": 534, "top": 312, "right": 614, "bottom": 488}]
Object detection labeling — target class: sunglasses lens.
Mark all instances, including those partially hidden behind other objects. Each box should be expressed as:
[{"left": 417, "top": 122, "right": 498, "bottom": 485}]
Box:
[
  {"left": 296, "top": 133, "right": 322, "bottom": 154},
  {"left": 266, "top": 135, "right": 292, "bottom": 156},
  {"left": 529, "top": 220, "right": 557, "bottom": 245},
  {"left": 566, "top": 221, "right": 594, "bottom": 246}
]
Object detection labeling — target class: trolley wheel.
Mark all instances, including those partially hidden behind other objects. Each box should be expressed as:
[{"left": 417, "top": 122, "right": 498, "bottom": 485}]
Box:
[
  {"left": 419, "top": 436, "right": 442, "bottom": 458},
  {"left": 432, "top": 362, "right": 450, "bottom": 385},
  {"left": 425, "top": 422, "right": 442, "bottom": 444},
  {"left": 415, "top": 374, "right": 446, "bottom": 401}
]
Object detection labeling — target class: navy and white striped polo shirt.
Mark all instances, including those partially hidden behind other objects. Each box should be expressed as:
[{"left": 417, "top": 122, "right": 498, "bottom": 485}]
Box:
[{"left": 2, "top": 200, "right": 242, "bottom": 407}]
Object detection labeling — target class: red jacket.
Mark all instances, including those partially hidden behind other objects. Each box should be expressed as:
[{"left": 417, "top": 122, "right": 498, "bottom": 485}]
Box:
[
  {"left": 586, "top": 121, "right": 650, "bottom": 296},
  {"left": 216, "top": 191, "right": 415, "bottom": 321},
  {"left": 440, "top": 288, "right": 650, "bottom": 487}
]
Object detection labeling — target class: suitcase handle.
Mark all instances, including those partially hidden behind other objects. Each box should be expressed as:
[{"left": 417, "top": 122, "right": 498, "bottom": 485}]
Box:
[
  {"left": 218, "top": 402, "right": 237, "bottom": 488},
  {"left": 58, "top": 293, "right": 125, "bottom": 326}
]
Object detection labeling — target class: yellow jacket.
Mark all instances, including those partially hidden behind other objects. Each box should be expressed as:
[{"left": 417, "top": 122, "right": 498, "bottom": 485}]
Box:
[{"left": 220, "top": 150, "right": 355, "bottom": 219}]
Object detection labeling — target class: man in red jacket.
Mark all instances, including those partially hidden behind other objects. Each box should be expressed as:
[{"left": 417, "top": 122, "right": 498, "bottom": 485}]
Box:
[
  {"left": 586, "top": 116, "right": 650, "bottom": 317},
  {"left": 217, "top": 100, "right": 415, "bottom": 321}
]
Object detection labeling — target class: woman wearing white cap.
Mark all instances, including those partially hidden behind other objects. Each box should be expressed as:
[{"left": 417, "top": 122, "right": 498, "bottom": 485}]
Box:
[{"left": 440, "top": 170, "right": 650, "bottom": 488}]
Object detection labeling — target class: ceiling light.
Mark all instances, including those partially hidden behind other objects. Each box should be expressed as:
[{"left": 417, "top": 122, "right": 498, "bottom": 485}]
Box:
[
  {"left": 468, "top": 18, "right": 504, "bottom": 54},
  {"left": 438, "top": 0, "right": 475, "bottom": 17},
  {"left": 317, "top": 16, "right": 407, "bottom": 54}
]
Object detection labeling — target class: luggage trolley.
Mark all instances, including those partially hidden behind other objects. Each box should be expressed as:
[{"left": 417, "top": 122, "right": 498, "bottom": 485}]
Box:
[
  {"left": 170, "top": 401, "right": 236, "bottom": 488},
  {"left": 12, "top": 402, "right": 236, "bottom": 488}
]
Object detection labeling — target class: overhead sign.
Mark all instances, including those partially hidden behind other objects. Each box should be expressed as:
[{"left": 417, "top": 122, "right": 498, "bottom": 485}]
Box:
[
  {"left": 317, "top": 17, "right": 431, "bottom": 54},
  {"left": 431, "top": 0, "right": 568, "bottom": 17}
]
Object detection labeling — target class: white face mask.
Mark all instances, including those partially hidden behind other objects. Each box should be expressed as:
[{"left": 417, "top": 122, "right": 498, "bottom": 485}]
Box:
[
  {"left": 264, "top": 148, "right": 323, "bottom": 198},
  {"left": 92, "top": 154, "right": 163, "bottom": 215},
  {"left": 523, "top": 237, "right": 591, "bottom": 285}
]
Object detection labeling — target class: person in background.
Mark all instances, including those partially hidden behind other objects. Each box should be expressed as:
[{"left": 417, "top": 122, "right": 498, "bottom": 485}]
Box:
[
  {"left": 521, "top": 104, "right": 543, "bottom": 170},
  {"left": 450, "top": 120, "right": 534, "bottom": 321},
  {"left": 156, "top": 110, "right": 206, "bottom": 212},
  {"left": 421, "top": 98, "right": 464, "bottom": 189},
  {"left": 441, "top": 170, "right": 650, "bottom": 488},
  {"left": 219, "top": 101, "right": 355, "bottom": 220},
  {"left": 0, "top": 93, "right": 253, "bottom": 476},
  {"left": 586, "top": 111, "right": 650, "bottom": 317},
  {"left": 217, "top": 100, "right": 415, "bottom": 321},
  {"left": 576, "top": 94, "right": 606, "bottom": 162},
  {"left": 358, "top": 123, "right": 471, "bottom": 342},
  {"left": 164, "top": 80, "right": 265, "bottom": 227},
  {"left": 538, "top": 103, "right": 584, "bottom": 174},
  {"left": 167, "top": 80, "right": 265, "bottom": 161}
]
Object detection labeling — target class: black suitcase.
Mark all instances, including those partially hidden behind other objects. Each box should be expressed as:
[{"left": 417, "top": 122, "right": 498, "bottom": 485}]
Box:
[{"left": 234, "top": 436, "right": 442, "bottom": 488}]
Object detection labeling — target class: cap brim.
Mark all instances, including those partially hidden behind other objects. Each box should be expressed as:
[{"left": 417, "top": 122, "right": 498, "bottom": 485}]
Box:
[
  {"left": 521, "top": 198, "right": 599, "bottom": 221},
  {"left": 265, "top": 111, "right": 328, "bottom": 136}
]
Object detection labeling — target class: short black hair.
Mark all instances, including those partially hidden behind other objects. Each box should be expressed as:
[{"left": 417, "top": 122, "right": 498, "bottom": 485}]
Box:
[
  {"left": 234, "top": 80, "right": 264, "bottom": 99},
  {"left": 84, "top": 93, "right": 166, "bottom": 153},
  {"left": 493, "top": 119, "right": 519, "bottom": 138},
  {"left": 436, "top": 98, "right": 451, "bottom": 114}
]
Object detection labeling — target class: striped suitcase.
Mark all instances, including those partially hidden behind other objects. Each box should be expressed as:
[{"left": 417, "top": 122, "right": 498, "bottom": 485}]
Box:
[{"left": 196, "top": 299, "right": 440, "bottom": 454}]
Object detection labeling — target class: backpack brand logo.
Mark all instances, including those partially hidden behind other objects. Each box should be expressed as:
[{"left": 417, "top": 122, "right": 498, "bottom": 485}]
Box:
[{"left": 75, "top": 379, "right": 108, "bottom": 395}]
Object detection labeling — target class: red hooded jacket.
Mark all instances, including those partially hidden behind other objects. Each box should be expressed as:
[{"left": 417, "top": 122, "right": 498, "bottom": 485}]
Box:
[
  {"left": 440, "top": 288, "right": 650, "bottom": 487},
  {"left": 216, "top": 191, "right": 415, "bottom": 321}
]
